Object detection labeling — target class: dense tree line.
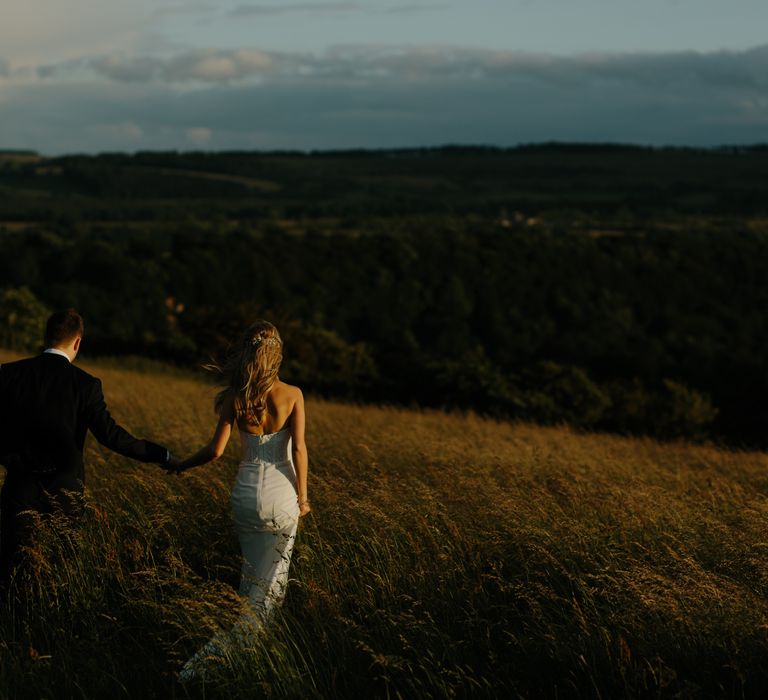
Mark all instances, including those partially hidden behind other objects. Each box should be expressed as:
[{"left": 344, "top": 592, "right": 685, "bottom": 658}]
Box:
[
  {"left": 2, "top": 146, "right": 767, "bottom": 442},
  {"left": 2, "top": 221, "right": 766, "bottom": 444},
  {"left": 3, "top": 144, "right": 768, "bottom": 223}
]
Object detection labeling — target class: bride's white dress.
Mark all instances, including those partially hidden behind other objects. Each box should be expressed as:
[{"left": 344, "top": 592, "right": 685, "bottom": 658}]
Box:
[
  {"left": 230, "top": 427, "right": 300, "bottom": 622},
  {"left": 180, "top": 427, "right": 299, "bottom": 680}
]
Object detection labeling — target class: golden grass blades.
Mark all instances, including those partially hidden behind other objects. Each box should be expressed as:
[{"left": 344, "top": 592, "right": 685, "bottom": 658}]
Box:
[{"left": 2, "top": 350, "right": 768, "bottom": 697}]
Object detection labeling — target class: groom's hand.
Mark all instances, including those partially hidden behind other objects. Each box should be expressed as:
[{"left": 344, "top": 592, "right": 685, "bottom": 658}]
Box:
[{"left": 161, "top": 453, "right": 184, "bottom": 474}]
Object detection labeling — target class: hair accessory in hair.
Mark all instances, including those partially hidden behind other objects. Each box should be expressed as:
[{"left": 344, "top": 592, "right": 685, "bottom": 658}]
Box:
[{"left": 252, "top": 334, "right": 281, "bottom": 348}]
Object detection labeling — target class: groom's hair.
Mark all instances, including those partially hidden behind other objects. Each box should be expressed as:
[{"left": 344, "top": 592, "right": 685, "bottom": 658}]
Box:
[{"left": 45, "top": 309, "right": 85, "bottom": 348}]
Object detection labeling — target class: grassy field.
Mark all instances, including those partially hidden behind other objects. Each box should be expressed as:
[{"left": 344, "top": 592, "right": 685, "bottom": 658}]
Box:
[{"left": 2, "top": 352, "right": 768, "bottom": 698}]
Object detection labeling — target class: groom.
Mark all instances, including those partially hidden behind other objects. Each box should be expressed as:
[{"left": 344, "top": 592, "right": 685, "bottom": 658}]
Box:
[{"left": 0, "top": 308, "right": 176, "bottom": 582}]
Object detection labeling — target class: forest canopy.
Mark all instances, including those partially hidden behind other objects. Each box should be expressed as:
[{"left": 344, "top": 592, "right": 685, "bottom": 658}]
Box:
[{"left": 1, "top": 145, "right": 767, "bottom": 444}]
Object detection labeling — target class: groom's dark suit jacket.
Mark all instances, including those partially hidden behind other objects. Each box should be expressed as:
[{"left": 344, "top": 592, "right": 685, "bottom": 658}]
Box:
[{"left": 0, "top": 352, "right": 168, "bottom": 576}]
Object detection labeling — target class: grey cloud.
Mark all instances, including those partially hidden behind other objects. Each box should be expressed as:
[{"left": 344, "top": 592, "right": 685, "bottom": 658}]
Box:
[
  {"left": 87, "top": 49, "right": 276, "bottom": 83},
  {"left": 2, "top": 69, "right": 766, "bottom": 156},
  {"left": 538, "top": 45, "right": 768, "bottom": 91},
  {"left": 37, "top": 45, "right": 768, "bottom": 91},
  {"left": 39, "top": 44, "right": 768, "bottom": 93},
  {"left": 382, "top": 4, "right": 446, "bottom": 14},
  {"left": 228, "top": 1, "right": 447, "bottom": 19},
  {"left": 152, "top": 2, "right": 216, "bottom": 19},
  {"left": 4, "top": 44, "right": 768, "bottom": 154},
  {"left": 35, "top": 65, "right": 54, "bottom": 79},
  {"left": 314, "top": 45, "right": 768, "bottom": 91},
  {"left": 0, "top": 57, "right": 10, "bottom": 77},
  {"left": 230, "top": 3, "right": 360, "bottom": 18}
]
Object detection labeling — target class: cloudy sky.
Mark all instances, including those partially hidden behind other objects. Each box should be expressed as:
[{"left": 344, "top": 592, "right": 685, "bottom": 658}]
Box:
[{"left": 1, "top": 0, "right": 767, "bottom": 154}]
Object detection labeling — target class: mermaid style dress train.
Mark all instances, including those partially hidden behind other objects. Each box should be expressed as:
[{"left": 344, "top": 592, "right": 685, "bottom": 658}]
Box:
[
  {"left": 230, "top": 427, "right": 300, "bottom": 624},
  {"left": 180, "top": 427, "right": 299, "bottom": 680}
]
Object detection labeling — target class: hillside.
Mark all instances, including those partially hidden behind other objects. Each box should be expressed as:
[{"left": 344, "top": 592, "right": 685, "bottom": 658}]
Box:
[
  {"left": 2, "top": 351, "right": 768, "bottom": 698},
  {"left": 2, "top": 145, "right": 768, "bottom": 225},
  {"left": 3, "top": 145, "right": 768, "bottom": 445}
]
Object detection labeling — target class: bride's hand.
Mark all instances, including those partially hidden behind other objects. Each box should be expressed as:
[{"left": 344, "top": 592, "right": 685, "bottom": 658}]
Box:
[
  {"left": 164, "top": 455, "right": 188, "bottom": 475},
  {"left": 299, "top": 499, "right": 311, "bottom": 517}
]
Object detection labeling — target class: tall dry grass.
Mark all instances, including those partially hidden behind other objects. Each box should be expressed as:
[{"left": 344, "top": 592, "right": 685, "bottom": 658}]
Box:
[{"left": 2, "top": 352, "right": 768, "bottom": 698}]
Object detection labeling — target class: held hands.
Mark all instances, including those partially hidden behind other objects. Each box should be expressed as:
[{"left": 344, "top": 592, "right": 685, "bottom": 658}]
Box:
[
  {"left": 299, "top": 499, "right": 311, "bottom": 517},
  {"left": 161, "top": 453, "right": 187, "bottom": 475}
]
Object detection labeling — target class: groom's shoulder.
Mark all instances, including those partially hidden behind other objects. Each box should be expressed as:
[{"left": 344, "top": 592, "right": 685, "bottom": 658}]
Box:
[
  {"left": 0, "top": 355, "right": 38, "bottom": 376},
  {"left": 0, "top": 357, "right": 99, "bottom": 397},
  {"left": 1, "top": 356, "right": 98, "bottom": 386},
  {"left": 71, "top": 363, "right": 100, "bottom": 388},
  {"left": 0, "top": 357, "right": 44, "bottom": 393}
]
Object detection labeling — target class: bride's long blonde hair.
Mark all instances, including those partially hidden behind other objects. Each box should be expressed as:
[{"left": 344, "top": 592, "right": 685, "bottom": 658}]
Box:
[{"left": 212, "top": 320, "right": 283, "bottom": 426}]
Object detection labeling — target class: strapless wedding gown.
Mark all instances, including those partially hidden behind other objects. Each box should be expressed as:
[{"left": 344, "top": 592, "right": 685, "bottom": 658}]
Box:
[
  {"left": 180, "top": 427, "right": 299, "bottom": 681},
  {"left": 230, "top": 427, "right": 300, "bottom": 623}
]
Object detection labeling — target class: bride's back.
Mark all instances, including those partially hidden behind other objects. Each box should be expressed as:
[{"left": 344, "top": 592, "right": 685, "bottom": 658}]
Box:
[{"left": 237, "top": 380, "right": 299, "bottom": 436}]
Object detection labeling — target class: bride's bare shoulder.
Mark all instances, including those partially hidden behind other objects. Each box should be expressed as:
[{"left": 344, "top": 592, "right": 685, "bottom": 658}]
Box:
[
  {"left": 273, "top": 380, "right": 303, "bottom": 402},
  {"left": 275, "top": 380, "right": 302, "bottom": 394}
]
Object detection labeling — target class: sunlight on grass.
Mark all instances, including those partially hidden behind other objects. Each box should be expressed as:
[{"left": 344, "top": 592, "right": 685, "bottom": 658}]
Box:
[{"left": 2, "top": 351, "right": 768, "bottom": 697}]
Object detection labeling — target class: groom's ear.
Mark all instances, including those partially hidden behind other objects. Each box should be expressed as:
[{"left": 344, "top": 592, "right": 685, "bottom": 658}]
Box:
[{"left": 73, "top": 336, "right": 82, "bottom": 354}]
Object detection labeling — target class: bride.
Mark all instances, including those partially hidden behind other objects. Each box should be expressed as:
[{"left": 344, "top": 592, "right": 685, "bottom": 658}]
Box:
[{"left": 174, "top": 320, "right": 310, "bottom": 680}]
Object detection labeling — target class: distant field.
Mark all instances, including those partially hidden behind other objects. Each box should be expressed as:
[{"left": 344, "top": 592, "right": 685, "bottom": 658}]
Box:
[
  {"left": 2, "top": 351, "right": 768, "bottom": 698},
  {"left": 131, "top": 166, "right": 283, "bottom": 193},
  {"left": 4, "top": 146, "right": 768, "bottom": 225}
]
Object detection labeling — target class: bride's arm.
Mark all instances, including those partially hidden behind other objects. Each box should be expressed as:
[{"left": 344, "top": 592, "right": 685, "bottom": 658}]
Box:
[
  {"left": 291, "top": 389, "right": 310, "bottom": 516},
  {"left": 177, "top": 394, "right": 235, "bottom": 472}
]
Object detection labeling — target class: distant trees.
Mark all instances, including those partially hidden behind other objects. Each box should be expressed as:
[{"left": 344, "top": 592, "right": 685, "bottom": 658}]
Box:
[
  {"left": 0, "top": 286, "right": 49, "bottom": 352},
  {"left": 280, "top": 322, "right": 378, "bottom": 397},
  {"left": 0, "top": 220, "right": 749, "bottom": 442},
  {"left": 1, "top": 146, "right": 766, "bottom": 442},
  {"left": 0, "top": 219, "right": 748, "bottom": 442}
]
